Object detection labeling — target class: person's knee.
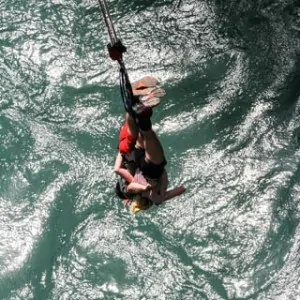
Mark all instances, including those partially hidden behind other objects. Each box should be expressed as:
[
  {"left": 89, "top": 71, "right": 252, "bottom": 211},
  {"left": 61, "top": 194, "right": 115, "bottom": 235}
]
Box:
[
  {"left": 136, "top": 117, "right": 152, "bottom": 131},
  {"left": 140, "top": 129, "right": 157, "bottom": 140}
]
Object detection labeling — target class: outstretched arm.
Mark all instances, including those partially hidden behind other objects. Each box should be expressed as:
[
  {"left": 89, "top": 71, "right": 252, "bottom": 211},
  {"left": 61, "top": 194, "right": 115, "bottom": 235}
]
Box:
[
  {"left": 114, "top": 152, "right": 134, "bottom": 183},
  {"left": 164, "top": 185, "right": 186, "bottom": 201},
  {"left": 127, "top": 182, "right": 151, "bottom": 193}
]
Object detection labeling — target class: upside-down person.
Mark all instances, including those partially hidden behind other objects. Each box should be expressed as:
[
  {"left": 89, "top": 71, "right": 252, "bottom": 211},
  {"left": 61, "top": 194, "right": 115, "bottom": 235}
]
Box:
[
  {"left": 114, "top": 76, "right": 163, "bottom": 194},
  {"left": 114, "top": 76, "right": 186, "bottom": 214}
]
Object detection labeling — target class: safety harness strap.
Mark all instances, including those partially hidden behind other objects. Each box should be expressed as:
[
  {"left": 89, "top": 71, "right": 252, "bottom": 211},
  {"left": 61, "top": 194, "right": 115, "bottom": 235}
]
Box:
[{"left": 98, "top": 0, "right": 137, "bottom": 123}]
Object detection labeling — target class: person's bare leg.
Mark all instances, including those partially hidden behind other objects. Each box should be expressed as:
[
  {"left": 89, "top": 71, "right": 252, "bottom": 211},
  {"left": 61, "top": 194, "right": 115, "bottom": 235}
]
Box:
[
  {"left": 136, "top": 132, "right": 144, "bottom": 149},
  {"left": 139, "top": 129, "right": 165, "bottom": 165},
  {"left": 135, "top": 108, "right": 165, "bottom": 165}
]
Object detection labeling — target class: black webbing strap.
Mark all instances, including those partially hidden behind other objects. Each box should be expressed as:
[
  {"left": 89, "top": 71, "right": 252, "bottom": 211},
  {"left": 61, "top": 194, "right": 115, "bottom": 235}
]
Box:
[{"left": 98, "top": 0, "right": 138, "bottom": 123}]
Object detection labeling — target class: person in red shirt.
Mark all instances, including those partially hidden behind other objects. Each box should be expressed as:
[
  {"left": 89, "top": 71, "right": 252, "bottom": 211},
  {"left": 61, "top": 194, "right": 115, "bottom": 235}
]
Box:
[{"left": 114, "top": 76, "right": 186, "bottom": 214}]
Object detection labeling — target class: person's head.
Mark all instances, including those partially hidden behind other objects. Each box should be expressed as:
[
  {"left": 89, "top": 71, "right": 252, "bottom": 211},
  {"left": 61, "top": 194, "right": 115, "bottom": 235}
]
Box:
[{"left": 130, "top": 195, "right": 153, "bottom": 214}]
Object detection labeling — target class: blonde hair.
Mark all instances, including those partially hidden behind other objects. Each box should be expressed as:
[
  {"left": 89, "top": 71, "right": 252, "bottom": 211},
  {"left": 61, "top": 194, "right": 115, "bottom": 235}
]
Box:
[{"left": 130, "top": 195, "right": 153, "bottom": 214}]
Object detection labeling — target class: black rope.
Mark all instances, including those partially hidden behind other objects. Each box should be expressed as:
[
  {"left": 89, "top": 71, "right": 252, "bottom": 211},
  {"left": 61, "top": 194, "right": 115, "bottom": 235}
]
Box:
[
  {"left": 98, "top": 0, "right": 138, "bottom": 125},
  {"left": 119, "top": 68, "right": 139, "bottom": 129},
  {"left": 119, "top": 68, "right": 131, "bottom": 113},
  {"left": 97, "top": 0, "right": 118, "bottom": 46}
]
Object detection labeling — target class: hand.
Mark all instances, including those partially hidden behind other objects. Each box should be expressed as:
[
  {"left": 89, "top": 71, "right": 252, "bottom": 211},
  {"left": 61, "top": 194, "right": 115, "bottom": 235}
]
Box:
[
  {"left": 178, "top": 185, "right": 186, "bottom": 193},
  {"left": 178, "top": 186, "right": 186, "bottom": 194}
]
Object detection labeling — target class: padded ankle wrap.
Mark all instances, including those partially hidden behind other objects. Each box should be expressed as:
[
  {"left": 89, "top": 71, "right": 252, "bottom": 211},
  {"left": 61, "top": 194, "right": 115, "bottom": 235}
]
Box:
[{"left": 136, "top": 117, "right": 152, "bottom": 131}]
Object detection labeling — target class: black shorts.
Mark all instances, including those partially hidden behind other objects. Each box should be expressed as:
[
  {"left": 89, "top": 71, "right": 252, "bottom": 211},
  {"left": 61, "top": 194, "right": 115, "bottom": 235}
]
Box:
[{"left": 134, "top": 148, "right": 167, "bottom": 180}]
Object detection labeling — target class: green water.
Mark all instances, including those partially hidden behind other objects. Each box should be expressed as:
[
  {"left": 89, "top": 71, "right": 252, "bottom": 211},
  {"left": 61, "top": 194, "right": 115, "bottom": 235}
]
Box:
[{"left": 1, "top": 0, "right": 300, "bottom": 299}]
